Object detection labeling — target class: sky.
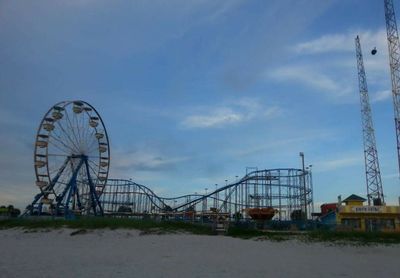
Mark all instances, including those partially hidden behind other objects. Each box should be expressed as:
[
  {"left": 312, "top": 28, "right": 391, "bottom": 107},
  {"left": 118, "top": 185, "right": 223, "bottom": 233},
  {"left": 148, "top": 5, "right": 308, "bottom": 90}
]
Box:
[{"left": 1, "top": 0, "right": 400, "bottom": 209}]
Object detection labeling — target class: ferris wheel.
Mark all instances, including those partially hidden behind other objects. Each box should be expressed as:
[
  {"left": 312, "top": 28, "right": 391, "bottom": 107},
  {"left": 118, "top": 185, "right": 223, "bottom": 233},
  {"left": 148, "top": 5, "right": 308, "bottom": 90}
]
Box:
[{"left": 29, "top": 101, "right": 110, "bottom": 216}]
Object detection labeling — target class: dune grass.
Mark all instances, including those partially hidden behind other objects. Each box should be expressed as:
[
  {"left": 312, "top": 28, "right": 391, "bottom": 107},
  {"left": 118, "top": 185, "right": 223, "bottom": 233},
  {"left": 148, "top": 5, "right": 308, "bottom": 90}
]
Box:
[
  {"left": 227, "top": 226, "right": 400, "bottom": 244},
  {"left": 1, "top": 218, "right": 400, "bottom": 244},
  {"left": 0, "top": 217, "right": 213, "bottom": 235},
  {"left": 306, "top": 230, "right": 400, "bottom": 244}
]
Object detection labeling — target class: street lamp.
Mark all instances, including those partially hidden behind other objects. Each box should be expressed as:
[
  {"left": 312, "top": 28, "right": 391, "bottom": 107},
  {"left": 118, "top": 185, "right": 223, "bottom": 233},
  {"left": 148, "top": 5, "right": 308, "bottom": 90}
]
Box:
[
  {"left": 299, "top": 152, "right": 307, "bottom": 220},
  {"left": 308, "top": 165, "right": 314, "bottom": 215}
]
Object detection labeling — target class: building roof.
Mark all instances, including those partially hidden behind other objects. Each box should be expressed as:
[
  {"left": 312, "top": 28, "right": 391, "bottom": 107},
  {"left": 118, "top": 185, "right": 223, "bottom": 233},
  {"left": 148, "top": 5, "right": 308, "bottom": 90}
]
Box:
[{"left": 343, "top": 194, "right": 366, "bottom": 202}]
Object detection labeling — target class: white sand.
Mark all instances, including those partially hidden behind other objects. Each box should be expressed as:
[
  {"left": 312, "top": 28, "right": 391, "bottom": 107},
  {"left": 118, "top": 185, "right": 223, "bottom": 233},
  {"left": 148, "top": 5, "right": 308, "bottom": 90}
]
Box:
[{"left": 0, "top": 229, "right": 399, "bottom": 278}]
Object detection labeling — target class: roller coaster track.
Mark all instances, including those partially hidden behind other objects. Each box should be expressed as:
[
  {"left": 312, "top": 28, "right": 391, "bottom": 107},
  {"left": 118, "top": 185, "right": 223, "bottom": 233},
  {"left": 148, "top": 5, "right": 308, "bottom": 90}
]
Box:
[{"left": 100, "top": 168, "right": 313, "bottom": 220}]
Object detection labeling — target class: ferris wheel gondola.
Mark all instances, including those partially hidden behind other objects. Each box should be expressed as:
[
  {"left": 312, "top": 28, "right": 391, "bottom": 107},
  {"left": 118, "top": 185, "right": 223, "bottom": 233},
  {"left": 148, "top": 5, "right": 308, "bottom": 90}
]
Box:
[{"left": 29, "top": 101, "right": 110, "bottom": 216}]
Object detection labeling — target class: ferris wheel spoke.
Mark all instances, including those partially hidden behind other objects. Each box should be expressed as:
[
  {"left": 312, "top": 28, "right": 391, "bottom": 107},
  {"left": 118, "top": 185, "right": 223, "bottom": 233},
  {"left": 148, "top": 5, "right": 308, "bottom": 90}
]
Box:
[
  {"left": 83, "top": 134, "right": 97, "bottom": 154},
  {"left": 54, "top": 120, "right": 81, "bottom": 152},
  {"left": 73, "top": 111, "right": 83, "bottom": 151},
  {"left": 87, "top": 160, "right": 100, "bottom": 176},
  {"left": 86, "top": 141, "right": 100, "bottom": 155},
  {"left": 64, "top": 108, "right": 81, "bottom": 152},
  {"left": 83, "top": 127, "right": 96, "bottom": 152},
  {"left": 48, "top": 133, "right": 78, "bottom": 154},
  {"left": 48, "top": 138, "right": 74, "bottom": 155},
  {"left": 84, "top": 113, "right": 97, "bottom": 143},
  {"left": 88, "top": 158, "right": 100, "bottom": 167},
  {"left": 81, "top": 112, "right": 90, "bottom": 148},
  {"left": 48, "top": 153, "right": 69, "bottom": 157},
  {"left": 85, "top": 143, "right": 99, "bottom": 156},
  {"left": 86, "top": 155, "right": 101, "bottom": 158},
  {"left": 48, "top": 139, "right": 74, "bottom": 156},
  {"left": 86, "top": 163, "right": 102, "bottom": 185},
  {"left": 77, "top": 109, "right": 85, "bottom": 149},
  {"left": 86, "top": 159, "right": 98, "bottom": 173}
]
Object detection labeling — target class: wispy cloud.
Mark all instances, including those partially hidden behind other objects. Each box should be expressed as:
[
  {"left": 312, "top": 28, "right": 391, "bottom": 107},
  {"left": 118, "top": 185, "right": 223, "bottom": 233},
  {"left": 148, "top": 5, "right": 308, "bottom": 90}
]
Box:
[
  {"left": 202, "top": 0, "right": 244, "bottom": 23},
  {"left": 268, "top": 29, "right": 390, "bottom": 100},
  {"left": 295, "top": 34, "right": 352, "bottom": 54},
  {"left": 314, "top": 154, "right": 362, "bottom": 172},
  {"left": 111, "top": 149, "right": 189, "bottom": 174},
  {"left": 371, "top": 90, "right": 391, "bottom": 103},
  {"left": 181, "top": 98, "right": 282, "bottom": 129},
  {"left": 382, "top": 172, "right": 399, "bottom": 179},
  {"left": 268, "top": 65, "right": 352, "bottom": 96},
  {"left": 182, "top": 108, "right": 243, "bottom": 128},
  {"left": 293, "top": 29, "right": 387, "bottom": 55},
  {"left": 228, "top": 128, "right": 337, "bottom": 158}
]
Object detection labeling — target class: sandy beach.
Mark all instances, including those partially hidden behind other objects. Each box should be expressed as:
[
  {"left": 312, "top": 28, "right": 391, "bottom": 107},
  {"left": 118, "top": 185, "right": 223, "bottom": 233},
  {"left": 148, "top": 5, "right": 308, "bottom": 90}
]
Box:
[{"left": 0, "top": 229, "right": 399, "bottom": 278}]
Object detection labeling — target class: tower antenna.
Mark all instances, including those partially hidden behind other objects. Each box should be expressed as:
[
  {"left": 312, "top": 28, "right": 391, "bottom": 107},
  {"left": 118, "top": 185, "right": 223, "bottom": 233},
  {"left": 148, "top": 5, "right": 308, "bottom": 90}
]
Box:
[
  {"left": 384, "top": 0, "right": 400, "bottom": 181},
  {"left": 355, "top": 35, "right": 385, "bottom": 205}
]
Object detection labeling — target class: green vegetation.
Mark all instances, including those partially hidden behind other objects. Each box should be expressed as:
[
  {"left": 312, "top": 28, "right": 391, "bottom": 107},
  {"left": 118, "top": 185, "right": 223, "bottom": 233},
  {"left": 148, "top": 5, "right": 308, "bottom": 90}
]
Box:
[
  {"left": 226, "top": 226, "right": 297, "bottom": 241},
  {"left": 0, "top": 217, "right": 213, "bottom": 235},
  {"left": 1, "top": 218, "right": 400, "bottom": 244},
  {"left": 307, "top": 230, "right": 400, "bottom": 245},
  {"left": 227, "top": 226, "right": 400, "bottom": 244},
  {"left": 0, "top": 205, "right": 21, "bottom": 217}
]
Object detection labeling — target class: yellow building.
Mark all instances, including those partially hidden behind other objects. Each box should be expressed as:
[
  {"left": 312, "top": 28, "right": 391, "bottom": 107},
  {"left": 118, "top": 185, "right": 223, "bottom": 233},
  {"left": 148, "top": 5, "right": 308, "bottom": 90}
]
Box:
[{"left": 336, "top": 194, "right": 400, "bottom": 232}]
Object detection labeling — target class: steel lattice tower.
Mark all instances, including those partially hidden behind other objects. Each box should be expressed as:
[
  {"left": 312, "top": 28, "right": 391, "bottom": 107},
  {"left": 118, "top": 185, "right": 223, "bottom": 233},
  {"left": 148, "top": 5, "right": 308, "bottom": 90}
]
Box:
[
  {"left": 384, "top": 0, "right": 400, "bottom": 180},
  {"left": 355, "top": 36, "right": 385, "bottom": 205}
]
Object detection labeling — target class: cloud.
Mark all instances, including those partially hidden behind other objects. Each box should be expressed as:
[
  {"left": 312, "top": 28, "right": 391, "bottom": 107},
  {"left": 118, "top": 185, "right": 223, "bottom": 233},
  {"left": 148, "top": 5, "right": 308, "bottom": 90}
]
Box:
[
  {"left": 180, "top": 98, "right": 282, "bottom": 129},
  {"left": 182, "top": 108, "right": 243, "bottom": 128},
  {"left": 268, "top": 29, "right": 391, "bottom": 101},
  {"left": 314, "top": 155, "right": 362, "bottom": 172},
  {"left": 111, "top": 149, "right": 189, "bottom": 174},
  {"left": 293, "top": 29, "right": 387, "bottom": 55},
  {"left": 201, "top": 0, "right": 244, "bottom": 23},
  {"left": 295, "top": 34, "right": 352, "bottom": 54},
  {"left": 228, "top": 128, "right": 337, "bottom": 158},
  {"left": 382, "top": 172, "right": 399, "bottom": 179},
  {"left": 269, "top": 65, "right": 352, "bottom": 96},
  {"left": 371, "top": 90, "right": 392, "bottom": 103}
]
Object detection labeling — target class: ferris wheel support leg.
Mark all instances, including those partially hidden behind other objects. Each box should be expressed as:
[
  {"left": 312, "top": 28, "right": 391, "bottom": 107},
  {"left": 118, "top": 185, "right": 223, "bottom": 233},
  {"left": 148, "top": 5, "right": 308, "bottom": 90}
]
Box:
[
  {"left": 58, "top": 158, "right": 85, "bottom": 218},
  {"left": 23, "top": 157, "right": 70, "bottom": 216},
  {"left": 64, "top": 177, "right": 78, "bottom": 218},
  {"left": 84, "top": 158, "right": 104, "bottom": 216},
  {"left": 46, "top": 157, "right": 70, "bottom": 192},
  {"left": 75, "top": 187, "right": 83, "bottom": 211}
]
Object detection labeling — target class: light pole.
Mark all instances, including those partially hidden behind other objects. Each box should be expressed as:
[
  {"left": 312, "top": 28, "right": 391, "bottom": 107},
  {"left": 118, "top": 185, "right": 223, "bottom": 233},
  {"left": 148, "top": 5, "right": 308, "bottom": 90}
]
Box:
[
  {"left": 214, "top": 184, "right": 218, "bottom": 209},
  {"left": 299, "top": 152, "right": 307, "bottom": 220},
  {"left": 225, "top": 180, "right": 228, "bottom": 213},
  {"left": 309, "top": 164, "right": 314, "bottom": 215},
  {"left": 204, "top": 188, "right": 208, "bottom": 213},
  {"left": 235, "top": 176, "right": 239, "bottom": 216}
]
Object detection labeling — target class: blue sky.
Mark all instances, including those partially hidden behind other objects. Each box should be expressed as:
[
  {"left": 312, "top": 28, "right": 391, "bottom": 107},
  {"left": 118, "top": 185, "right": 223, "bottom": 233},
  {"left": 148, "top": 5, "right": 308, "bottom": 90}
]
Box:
[{"left": 0, "top": 0, "right": 399, "bottom": 209}]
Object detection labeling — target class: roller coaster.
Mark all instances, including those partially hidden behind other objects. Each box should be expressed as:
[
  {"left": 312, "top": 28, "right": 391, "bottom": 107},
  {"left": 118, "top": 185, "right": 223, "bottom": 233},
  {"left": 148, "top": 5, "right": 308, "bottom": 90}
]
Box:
[{"left": 101, "top": 168, "right": 313, "bottom": 221}]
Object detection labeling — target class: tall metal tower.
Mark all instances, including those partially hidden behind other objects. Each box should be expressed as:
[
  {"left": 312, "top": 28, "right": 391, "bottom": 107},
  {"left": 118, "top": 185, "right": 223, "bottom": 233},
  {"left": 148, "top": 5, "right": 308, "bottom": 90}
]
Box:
[
  {"left": 384, "top": 0, "right": 400, "bottom": 179},
  {"left": 355, "top": 36, "right": 385, "bottom": 205}
]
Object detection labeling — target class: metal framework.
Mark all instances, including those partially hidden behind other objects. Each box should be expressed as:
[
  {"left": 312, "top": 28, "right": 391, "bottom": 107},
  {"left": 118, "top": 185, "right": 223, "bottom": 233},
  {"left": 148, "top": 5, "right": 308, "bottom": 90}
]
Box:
[
  {"left": 100, "top": 168, "right": 313, "bottom": 220},
  {"left": 355, "top": 36, "right": 385, "bottom": 205},
  {"left": 25, "top": 101, "right": 110, "bottom": 217},
  {"left": 384, "top": 0, "right": 400, "bottom": 179}
]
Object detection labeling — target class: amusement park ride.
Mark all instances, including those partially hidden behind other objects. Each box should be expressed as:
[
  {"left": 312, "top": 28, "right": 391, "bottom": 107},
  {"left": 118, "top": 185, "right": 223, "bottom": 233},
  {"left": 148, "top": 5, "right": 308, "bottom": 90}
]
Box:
[
  {"left": 25, "top": 100, "right": 314, "bottom": 221},
  {"left": 27, "top": 101, "right": 110, "bottom": 217}
]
